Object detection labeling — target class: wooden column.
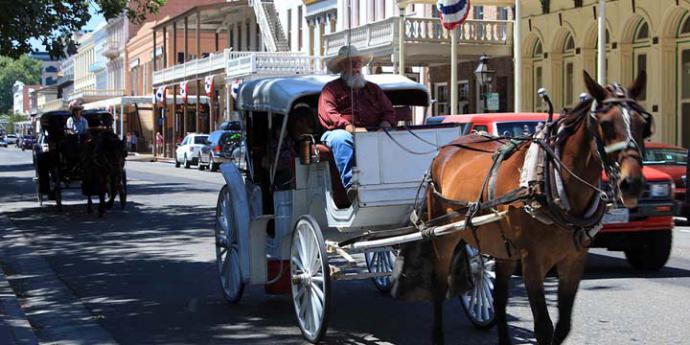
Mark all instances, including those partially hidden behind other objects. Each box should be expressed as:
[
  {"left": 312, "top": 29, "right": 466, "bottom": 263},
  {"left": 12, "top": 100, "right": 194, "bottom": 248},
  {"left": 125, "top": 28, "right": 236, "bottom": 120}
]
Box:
[{"left": 196, "top": 11, "right": 201, "bottom": 133}]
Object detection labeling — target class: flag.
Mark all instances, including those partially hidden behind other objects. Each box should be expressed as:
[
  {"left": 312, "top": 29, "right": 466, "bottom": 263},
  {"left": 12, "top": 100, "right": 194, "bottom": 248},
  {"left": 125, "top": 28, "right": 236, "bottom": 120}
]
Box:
[
  {"left": 204, "top": 75, "right": 214, "bottom": 97},
  {"left": 437, "top": 0, "right": 471, "bottom": 30},
  {"left": 179, "top": 81, "right": 188, "bottom": 102},
  {"left": 231, "top": 79, "right": 241, "bottom": 100},
  {"left": 155, "top": 86, "right": 166, "bottom": 106}
]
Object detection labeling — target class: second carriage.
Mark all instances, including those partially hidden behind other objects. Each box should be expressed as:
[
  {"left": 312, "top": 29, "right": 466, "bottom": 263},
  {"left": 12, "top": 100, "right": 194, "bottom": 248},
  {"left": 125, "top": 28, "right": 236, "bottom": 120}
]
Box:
[
  {"left": 214, "top": 74, "right": 498, "bottom": 343},
  {"left": 34, "top": 110, "right": 127, "bottom": 211}
]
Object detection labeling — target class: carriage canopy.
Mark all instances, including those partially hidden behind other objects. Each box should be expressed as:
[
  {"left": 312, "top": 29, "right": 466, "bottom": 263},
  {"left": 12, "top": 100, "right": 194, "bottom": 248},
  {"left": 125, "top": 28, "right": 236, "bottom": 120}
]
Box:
[{"left": 237, "top": 74, "right": 431, "bottom": 114}]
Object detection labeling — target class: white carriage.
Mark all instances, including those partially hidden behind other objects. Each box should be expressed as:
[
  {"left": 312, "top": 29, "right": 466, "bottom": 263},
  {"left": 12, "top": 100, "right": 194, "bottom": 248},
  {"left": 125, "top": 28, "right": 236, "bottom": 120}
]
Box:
[{"left": 214, "top": 74, "right": 498, "bottom": 343}]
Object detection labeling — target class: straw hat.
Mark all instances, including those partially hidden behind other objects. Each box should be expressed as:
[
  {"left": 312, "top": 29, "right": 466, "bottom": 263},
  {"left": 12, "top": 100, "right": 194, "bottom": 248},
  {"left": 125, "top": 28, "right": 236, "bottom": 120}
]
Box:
[
  {"left": 326, "top": 45, "right": 373, "bottom": 73},
  {"left": 68, "top": 99, "right": 84, "bottom": 112}
]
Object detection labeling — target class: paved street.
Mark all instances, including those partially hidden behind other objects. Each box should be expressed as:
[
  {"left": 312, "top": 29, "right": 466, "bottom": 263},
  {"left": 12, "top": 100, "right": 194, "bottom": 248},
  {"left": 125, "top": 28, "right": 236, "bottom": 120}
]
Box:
[{"left": 1, "top": 147, "right": 690, "bottom": 345}]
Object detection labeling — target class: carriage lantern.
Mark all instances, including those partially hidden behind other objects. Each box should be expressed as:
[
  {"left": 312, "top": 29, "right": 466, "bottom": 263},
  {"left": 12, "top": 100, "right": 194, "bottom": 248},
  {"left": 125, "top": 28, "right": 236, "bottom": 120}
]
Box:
[{"left": 474, "top": 54, "right": 495, "bottom": 113}]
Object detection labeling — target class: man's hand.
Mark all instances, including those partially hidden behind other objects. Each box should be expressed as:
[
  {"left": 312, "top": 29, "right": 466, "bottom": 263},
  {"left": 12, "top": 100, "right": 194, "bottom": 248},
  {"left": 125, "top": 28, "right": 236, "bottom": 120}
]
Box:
[{"left": 345, "top": 124, "right": 355, "bottom": 133}]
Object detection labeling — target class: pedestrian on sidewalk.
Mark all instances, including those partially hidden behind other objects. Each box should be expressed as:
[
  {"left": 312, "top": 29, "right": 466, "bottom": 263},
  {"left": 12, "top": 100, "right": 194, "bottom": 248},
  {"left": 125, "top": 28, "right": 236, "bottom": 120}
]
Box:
[
  {"left": 126, "top": 132, "right": 132, "bottom": 152},
  {"left": 130, "top": 132, "right": 138, "bottom": 153},
  {"left": 155, "top": 131, "right": 164, "bottom": 156}
]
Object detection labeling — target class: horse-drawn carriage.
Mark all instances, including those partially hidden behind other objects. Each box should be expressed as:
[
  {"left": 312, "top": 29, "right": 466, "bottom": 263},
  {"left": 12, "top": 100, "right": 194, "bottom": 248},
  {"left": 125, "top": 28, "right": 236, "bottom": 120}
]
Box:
[
  {"left": 34, "top": 110, "right": 127, "bottom": 214},
  {"left": 214, "top": 74, "right": 498, "bottom": 342}
]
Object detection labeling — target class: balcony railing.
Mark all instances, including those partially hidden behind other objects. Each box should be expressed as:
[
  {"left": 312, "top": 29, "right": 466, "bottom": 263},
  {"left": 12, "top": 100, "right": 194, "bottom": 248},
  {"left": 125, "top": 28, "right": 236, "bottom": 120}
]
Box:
[
  {"left": 152, "top": 50, "right": 326, "bottom": 86},
  {"left": 69, "top": 89, "right": 125, "bottom": 101},
  {"left": 324, "top": 17, "right": 513, "bottom": 57},
  {"left": 226, "top": 51, "right": 325, "bottom": 79},
  {"left": 40, "top": 98, "right": 66, "bottom": 112}
]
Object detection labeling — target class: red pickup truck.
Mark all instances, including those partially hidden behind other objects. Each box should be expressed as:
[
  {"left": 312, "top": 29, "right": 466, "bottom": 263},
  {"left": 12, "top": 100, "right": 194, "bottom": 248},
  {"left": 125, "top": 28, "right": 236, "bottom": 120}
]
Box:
[{"left": 437, "top": 113, "right": 675, "bottom": 270}]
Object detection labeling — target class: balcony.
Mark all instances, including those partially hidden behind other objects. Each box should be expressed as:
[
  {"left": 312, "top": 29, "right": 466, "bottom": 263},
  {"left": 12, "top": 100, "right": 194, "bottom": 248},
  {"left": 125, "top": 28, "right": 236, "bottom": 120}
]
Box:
[
  {"left": 152, "top": 50, "right": 326, "bottom": 87},
  {"left": 225, "top": 51, "right": 325, "bottom": 79},
  {"left": 323, "top": 17, "right": 513, "bottom": 65},
  {"left": 102, "top": 41, "right": 120, "bottom": 59},
  {"left": 68, "top": 89, "right": 125, "bottom": 102},
  {"left": 40, "top": 98, "right": 66, "bottom": 112}
]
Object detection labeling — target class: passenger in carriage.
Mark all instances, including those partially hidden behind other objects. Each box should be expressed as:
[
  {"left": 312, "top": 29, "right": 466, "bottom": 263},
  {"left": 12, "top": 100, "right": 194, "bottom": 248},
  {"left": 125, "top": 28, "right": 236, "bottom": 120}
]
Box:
[
  {"left": 267, "top": 104, "right": 316, "bottom": 190},
  {"left": 66, "top": 100, "right": 89, "bottom": 135},
  {"left": 318, "top": 45, "right": 396, "bottom": 192}
]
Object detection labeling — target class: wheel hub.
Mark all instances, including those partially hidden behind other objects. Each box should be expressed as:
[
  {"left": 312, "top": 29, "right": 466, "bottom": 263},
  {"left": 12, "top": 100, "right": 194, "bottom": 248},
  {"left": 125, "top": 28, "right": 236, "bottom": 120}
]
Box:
[
  {"left": 292, "top": 272, "right": 313, "bottom": 286},
  {"left": 216, "top": 237, "right": 228, "bottom": 248}
]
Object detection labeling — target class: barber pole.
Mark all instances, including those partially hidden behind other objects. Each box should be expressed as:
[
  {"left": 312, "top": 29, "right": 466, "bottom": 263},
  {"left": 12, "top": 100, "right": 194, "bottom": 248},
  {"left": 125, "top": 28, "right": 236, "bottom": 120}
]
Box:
[
  {"left": 155, "top": 86, "right": 166, "bottom": 106},
  {"left": 204, "top": 75, "right": 214, "bottom": 98},
  {"left": 179, "top": 81, "right": 188, "bottom": 102}
]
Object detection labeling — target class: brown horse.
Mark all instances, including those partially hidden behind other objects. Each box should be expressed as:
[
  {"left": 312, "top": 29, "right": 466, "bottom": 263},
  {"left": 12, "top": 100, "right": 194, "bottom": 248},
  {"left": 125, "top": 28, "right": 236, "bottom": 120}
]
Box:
[{"left": 392, "top": 71, "right": 653, "bottom": 345}]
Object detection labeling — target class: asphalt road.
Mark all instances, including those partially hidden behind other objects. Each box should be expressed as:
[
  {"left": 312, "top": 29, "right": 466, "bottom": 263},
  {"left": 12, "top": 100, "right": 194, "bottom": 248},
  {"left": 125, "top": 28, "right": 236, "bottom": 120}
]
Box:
[{"left": 1, "top": 147, "right": 689, "bottom": 345}]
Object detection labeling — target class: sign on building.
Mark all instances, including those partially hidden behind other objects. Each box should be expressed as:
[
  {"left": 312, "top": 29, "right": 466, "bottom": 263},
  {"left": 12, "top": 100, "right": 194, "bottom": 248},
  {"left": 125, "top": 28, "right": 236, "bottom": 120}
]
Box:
[{"left": 486, "top": 92, "right": 500, "bottom": 111}]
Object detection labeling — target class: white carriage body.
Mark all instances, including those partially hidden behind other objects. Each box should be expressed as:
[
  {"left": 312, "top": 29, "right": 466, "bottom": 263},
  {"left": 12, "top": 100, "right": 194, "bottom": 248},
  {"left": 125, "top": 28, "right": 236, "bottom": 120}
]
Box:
[{"left": 224, "top": 74, "right": 463, "bottom": 284}]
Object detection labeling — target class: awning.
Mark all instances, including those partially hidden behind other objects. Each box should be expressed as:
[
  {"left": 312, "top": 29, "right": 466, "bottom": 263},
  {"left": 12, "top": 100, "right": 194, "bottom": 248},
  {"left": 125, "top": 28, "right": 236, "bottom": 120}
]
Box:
[{"left": 83, "top": 95, "right": 210, "bottom": 110}]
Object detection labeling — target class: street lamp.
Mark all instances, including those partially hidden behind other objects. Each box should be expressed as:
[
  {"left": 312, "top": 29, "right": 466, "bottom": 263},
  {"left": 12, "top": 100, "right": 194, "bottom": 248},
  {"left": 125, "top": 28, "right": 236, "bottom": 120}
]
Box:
[{"left": 474, "top": 54, "right": 495, "bottom": 113}]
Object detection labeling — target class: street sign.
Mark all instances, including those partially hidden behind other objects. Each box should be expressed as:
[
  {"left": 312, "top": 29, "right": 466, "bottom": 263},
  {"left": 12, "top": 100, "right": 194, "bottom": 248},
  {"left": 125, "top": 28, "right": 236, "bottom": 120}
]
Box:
[{"left": 486, "top": 92, "right": 499, "bottom": 111}]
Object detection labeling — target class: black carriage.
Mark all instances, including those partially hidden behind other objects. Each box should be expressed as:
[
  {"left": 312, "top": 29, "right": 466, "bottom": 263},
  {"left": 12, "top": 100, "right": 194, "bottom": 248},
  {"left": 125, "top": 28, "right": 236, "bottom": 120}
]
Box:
[{"left": 34, "top": 110, "right": 127, "bottom": 210}]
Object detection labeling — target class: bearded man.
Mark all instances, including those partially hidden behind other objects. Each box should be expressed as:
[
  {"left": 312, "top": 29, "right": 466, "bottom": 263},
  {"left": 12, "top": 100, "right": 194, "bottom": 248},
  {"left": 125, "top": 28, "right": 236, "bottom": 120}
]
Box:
[{"left": 318, "top": 45, "right": 396, "bottom": 194}]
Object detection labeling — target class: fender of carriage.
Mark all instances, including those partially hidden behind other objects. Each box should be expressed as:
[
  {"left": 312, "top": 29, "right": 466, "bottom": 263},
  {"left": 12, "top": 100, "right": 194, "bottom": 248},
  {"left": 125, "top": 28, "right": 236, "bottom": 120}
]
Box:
[{"left": 219, "top": 162, "right": 253, "bottom": 283}]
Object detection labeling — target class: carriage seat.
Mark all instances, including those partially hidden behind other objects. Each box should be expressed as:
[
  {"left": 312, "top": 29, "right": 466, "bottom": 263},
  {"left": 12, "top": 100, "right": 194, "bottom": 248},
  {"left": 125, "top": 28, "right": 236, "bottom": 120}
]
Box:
[{"left": 312, "top": 143, "right": 350, "bottom": 208}]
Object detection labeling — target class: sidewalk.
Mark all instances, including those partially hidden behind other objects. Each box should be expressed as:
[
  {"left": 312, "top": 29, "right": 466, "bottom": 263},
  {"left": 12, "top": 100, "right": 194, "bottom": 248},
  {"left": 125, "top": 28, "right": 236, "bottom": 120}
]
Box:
[
  {"left": 125, "top": 152, "right": 174, "bottom": 164},
  {"left": 0, "top": 219, "right": 38, "bottom": 345}
]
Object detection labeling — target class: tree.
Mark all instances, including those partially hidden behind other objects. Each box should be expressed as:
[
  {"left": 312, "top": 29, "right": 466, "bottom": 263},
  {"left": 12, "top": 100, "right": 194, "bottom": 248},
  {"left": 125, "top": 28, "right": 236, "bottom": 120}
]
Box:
[
  {"left": 0, "top": 0, "right": 167, "bottom": 59},
  {"left": 0, "top": 55, "right": 42, "bottom": 113}
]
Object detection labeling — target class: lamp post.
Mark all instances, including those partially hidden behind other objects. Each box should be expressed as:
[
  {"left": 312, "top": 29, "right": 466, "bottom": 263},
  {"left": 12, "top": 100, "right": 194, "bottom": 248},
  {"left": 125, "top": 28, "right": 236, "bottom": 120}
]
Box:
[{"left": 474, "top": 54, "right": 495, "bottom": 113}]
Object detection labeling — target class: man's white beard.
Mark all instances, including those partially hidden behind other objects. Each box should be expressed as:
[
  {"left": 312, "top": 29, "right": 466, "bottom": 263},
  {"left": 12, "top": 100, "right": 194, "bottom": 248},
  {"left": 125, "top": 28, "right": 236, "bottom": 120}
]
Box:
[{"left": 341, "top": 71, "right": 366, "bottom": 89}]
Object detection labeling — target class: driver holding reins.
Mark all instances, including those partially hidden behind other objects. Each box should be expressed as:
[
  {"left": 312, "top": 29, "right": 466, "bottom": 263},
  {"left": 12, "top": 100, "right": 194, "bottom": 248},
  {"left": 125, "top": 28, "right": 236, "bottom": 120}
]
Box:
[
  {"left": 66, "top": 100, "right": 89, "bottom": 135},
  {"left": 318, "top": 45, "right": 396, "bottom": 193}
]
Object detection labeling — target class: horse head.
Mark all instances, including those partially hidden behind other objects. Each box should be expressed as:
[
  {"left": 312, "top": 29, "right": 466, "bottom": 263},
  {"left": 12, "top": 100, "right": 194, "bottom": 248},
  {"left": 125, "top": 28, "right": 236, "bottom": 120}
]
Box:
[{"left": 583, "top": 70, "right": 654, "bottom": 208}]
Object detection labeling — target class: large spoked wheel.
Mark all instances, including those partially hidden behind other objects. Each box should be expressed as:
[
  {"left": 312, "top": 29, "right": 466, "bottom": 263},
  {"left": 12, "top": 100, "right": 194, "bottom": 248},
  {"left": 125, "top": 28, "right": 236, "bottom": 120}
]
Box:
[
  {"left": 460, "top": 244, "right": 496, "bottom": 329},
  {"left": 364, "top": 248, "right": 397, "bottom": 293},
  {"left": 215, "top": 185, "right": 244, "bottom": 303},
  {"left": 290, "top": 215, "right": 331, "bottom": 344},
  {"left": 119, "top": 170, "right": 127, "bottom": 209}
]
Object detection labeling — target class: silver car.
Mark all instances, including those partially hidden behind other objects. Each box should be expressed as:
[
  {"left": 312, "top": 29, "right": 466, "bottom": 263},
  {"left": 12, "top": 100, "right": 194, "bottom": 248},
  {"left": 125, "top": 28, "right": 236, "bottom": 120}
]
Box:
[{"left": 175, "top": 133, "right": 209, "bottom": 168}]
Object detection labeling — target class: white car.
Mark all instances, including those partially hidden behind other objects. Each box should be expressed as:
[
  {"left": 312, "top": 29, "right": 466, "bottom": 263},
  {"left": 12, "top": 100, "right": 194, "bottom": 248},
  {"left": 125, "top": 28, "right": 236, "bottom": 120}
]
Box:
[
  {"left": 4, "top": 134, "right": 18, "bottom": 145},
  {"left": 175, "top": 133, "right": 209, "bottom": 168}
]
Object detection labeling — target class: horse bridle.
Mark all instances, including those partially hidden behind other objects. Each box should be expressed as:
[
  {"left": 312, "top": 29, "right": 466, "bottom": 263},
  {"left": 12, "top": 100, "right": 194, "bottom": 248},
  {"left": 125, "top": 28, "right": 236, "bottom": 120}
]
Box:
[{"left": 587, "top": 84, "right": 653, "bottom": 203}]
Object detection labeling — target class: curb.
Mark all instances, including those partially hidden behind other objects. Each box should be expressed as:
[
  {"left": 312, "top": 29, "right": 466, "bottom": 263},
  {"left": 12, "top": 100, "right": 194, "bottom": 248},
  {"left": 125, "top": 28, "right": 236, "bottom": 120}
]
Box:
[{"left": 0, "top": 269, "right": 38, "bottom": 345}]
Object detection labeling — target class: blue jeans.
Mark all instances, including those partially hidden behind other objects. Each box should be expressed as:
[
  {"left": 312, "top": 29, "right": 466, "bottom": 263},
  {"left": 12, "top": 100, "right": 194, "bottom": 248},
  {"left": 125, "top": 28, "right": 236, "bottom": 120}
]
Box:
[{"left": 321, "top": 129, "right": 353, "bottom": 189}]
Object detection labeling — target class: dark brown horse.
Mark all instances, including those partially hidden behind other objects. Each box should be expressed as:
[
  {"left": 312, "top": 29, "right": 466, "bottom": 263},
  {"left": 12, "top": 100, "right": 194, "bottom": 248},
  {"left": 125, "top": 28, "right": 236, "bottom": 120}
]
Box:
[
  {"left": 392, "top": 71, "right": 653, "bottom": 345},
  {"left": 82, "top": 130, "right": 125, "bottom": 216}
]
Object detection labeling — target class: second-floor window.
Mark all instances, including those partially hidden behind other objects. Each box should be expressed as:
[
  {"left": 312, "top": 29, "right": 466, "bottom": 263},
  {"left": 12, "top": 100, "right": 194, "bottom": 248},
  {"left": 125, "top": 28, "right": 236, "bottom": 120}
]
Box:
[
  {"left": 298, "top": 6, "right": 303, "bottom": 51},
  {"left": 473, "top": 6, "right": 484, "bottom": 19}
]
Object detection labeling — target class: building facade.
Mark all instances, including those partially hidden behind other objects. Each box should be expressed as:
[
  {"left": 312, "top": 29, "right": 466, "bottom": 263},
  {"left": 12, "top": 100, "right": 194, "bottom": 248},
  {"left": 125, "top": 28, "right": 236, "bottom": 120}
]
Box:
[
  {"left": 28, "top": 52, "right": 62, "bottom": 86},
  {"left": 519, "top": 0, "right": 690, "bottom": 147}
]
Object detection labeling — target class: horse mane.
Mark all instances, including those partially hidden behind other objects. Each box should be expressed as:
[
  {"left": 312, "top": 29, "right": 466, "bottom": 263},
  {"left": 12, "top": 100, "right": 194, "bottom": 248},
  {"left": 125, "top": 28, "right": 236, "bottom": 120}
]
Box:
[{"left": 554, "top": 98, "right": 594, "bottom": 147}]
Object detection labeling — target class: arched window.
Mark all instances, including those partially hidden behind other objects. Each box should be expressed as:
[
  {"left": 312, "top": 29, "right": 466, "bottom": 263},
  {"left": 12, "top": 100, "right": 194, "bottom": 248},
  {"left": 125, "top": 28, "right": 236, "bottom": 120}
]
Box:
[
  {"left": 562, "top": 32, "right": 576, "bottom": 107},
  {"left": 45, "top": 66, "right": 58, "bottom": 73},
  {"left": 633, "top": 20, "right": 650, "bottom": 100},
  {"left": 532, "top": 39, "right": 544, "bottom": 111},
  {"left": 680, "top": 15, "right": 690, "bottom": 35}
]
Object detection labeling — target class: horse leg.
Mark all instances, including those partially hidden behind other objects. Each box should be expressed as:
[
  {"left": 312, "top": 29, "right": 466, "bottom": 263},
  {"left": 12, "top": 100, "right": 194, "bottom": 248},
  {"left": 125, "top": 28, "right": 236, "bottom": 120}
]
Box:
[
  {"left": 522, "top": 256, "right": 554, "bottom": 345},
  {"left": 495, "top": 258, "right": 518, "bottom": 345},
  {"left": 432, "top": 291, "right": 445, "bottom": 345},
  {"left": 87, "top": 193, "right": 93, "bottom": 214},
  {"left": 553, "top": 251, "right": 587, "bottom": 345},
  {"left": 98, "top": 177, "right": 106, "bottom": 217}
]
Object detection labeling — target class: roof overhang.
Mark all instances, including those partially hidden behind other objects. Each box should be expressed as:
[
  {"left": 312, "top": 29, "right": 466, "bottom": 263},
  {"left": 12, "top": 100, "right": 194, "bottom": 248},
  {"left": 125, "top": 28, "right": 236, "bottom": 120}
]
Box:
[{"left": 153, "top": 1, "right": 249, "bottom": 32}]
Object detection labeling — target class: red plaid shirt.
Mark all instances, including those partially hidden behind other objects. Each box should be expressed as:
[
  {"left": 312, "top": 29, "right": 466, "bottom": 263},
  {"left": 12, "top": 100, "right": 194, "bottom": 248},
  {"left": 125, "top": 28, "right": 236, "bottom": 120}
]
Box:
[{"left": 317, "top": 78, "right": 396, "bottom": 131}]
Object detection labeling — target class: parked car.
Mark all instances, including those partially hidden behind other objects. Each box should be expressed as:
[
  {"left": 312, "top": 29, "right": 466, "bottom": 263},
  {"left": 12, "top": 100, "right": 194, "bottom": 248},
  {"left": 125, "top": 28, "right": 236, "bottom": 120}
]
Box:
[
  {"left": 175, "top": 133, "right": 209, "bottom": 168},
  {"left": 439, "top": 112, "right": 676, "bottom": 270},
  {"left": 20, "top": 135, "right": 36, "bottom": 151},
  {"left": 642, "top": 142, "right": 689, "bottom": 219},
  {"left": 4, "top": 133, "right": 18, "bottom": 145},
  {"left": 198, "top": 130, "right": 242, "bottom": 172},
  {"left": 0, "top": 138, "right": 7, "bottom": 147},
  {"left": 217, "top": 120, "right": 241, "bottom": 131}
]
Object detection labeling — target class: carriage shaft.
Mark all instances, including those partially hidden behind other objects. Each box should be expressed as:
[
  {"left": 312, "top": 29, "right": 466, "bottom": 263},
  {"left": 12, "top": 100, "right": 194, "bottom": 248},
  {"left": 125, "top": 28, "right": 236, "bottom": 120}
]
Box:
[{"left": 340, "top": 211, "right": 508, "bottom": 251}]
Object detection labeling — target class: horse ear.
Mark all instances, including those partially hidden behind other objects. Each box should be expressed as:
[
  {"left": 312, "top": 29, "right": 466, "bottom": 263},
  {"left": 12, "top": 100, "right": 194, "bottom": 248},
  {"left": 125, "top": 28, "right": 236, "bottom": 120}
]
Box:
[
  {"left": 628, "top": 70, "right": 647, "bottom": 100},
  {"left": 583, "top": 71, "right": 606, "bottom": 102}
]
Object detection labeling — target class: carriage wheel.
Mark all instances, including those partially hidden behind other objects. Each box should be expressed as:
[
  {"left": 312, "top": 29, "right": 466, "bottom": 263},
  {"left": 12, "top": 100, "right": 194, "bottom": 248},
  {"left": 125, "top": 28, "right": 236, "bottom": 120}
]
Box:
[
  {"left": 290, "top": 216, "right": 331, "bottom": 344},
  {"left": 119, "top": 170, "right": 127, "bottom": 209},
  {"left": 215, "top": 185, "right": 244, "bottom": 303},
  {"left": 460, "top": 244, "right": 496, "bottom": 329},
  {"left": 364, "top": 248, "right": 397, "bottom": 293},
  {"left": 50, "top": 167, "right": 62, "bottom": 211}
]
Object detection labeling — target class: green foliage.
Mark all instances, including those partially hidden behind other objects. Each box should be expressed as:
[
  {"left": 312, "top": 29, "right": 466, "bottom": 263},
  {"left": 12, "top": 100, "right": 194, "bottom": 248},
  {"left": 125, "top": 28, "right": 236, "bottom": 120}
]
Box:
[
  {"left": 0, "top": 55, "right": 42, "bottom": 114},
  {"left": 0, "top": 113, "right": 30, "bottom": 134},
  {"left": 1, "top": 0, "right": 167, "bottom": 59}
]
